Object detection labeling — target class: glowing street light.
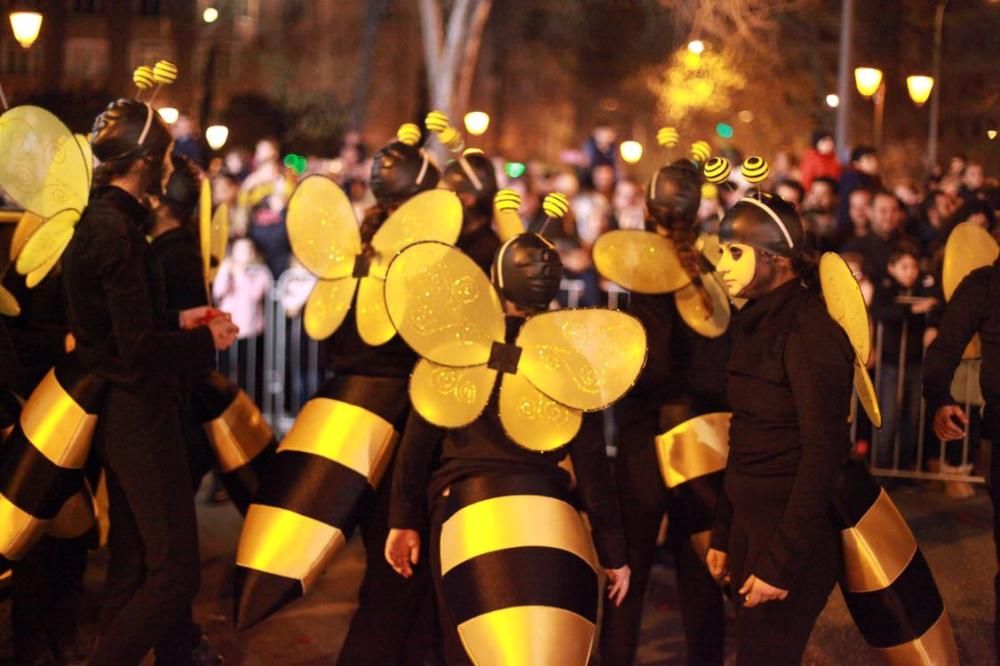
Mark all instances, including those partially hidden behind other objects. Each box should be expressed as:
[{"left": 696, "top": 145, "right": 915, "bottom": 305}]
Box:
[
  {"left": 619, "top": 140, "right": 643, "bottom": 164},
  {"left": 825, "top": 94, "right": 840, "bottom": 108},
  {"left": 205, "top": 125, "right": 229, "bottom": 150},
  {"left": 203, "top": 7, "right": 219, "bottom": 23},
  {"left": 463, "top": 111, "right": 490, "bottom": 136},
  {"left": 854, "top": 67, "right": 883, "bottom": 98},
  {"left": 157, "top": 107, "right": 179, "bottom": 124},
  {"left": 687, "top": 39, "right": 705, "bottom": 55},
  {"left": 9, "top": 11, "right": 42, "bottom": 49},
  {"left": 906, "top": 75, "right": 934, "bottom": 106},
  {"left": 737, "top": 110, "right": 754, "bottom": 123},
  {"left": 988, "top": 130, "right": 997, "bottom": 141}
]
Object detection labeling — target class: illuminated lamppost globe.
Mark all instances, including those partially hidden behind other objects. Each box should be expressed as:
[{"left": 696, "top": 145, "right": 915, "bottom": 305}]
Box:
[
  {"left": 854, "top": 67, "right": 883, "bottom": 98},
  {"left": 9, "top": 11, "right": 42, "bottom": 49},
  {"left": 619, "top": 140, "right": 643, "bottom": 165},
  {"left": 906, "top": 75, "right": 934, "bottom": 106},
  {"left": 463, "top": 111, "right": 490, "bottom": 136},
  {"left": 206, "top": 125, "right": 230, "bottom": 150},
  {"left": 158, "top": 107, "right": 179, "bottom": 124}
]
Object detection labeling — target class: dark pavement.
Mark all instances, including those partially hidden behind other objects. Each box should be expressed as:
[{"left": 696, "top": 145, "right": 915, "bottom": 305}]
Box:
[{"left": 0, "top": 482, "right": 994, "bottom": 665}]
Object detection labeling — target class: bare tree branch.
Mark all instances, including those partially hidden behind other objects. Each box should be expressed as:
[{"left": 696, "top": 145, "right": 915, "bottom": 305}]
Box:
[
  {"left": 454, "top": 0, "right": 493, "bottom": 117},
  {"left": 418, "top": 0, "right": 444, "bottom": 78}
]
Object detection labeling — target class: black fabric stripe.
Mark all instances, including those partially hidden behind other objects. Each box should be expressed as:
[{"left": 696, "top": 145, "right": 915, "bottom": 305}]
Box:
[
  {"left": 191, "top": 371, "right": 240, "bottom": 422},
  {"left": 221, "top": 441, "right": 277, "bottom": 515},
  {"left": 52, "top": 354, "right": 107, "bottom": 414},
  {"left": 0, "top": 428, "right": 83, "bottom": 519},
  {"left": 444, "top": 474, "right": 571, "bottom": 523},
  {"left": 252, "top": 450, "right": 372, "bottom": 530},
  {"left": 314, "top": 374, "right": 409, "bottom": 428},
  {"left": 831, "top": 458, "right": 882, "bottom": 528},
  {"left": 671, "top": 471, "right": 724, "bottom": 537},
  {"left": 234, "top": 566, "right": 303, "bottom": 630},
  {"left": 841, "top": 549, "right": 944, "bottom": 647},
  {"left": 442, "top": 546, "right": 597, "bottom": 625}
]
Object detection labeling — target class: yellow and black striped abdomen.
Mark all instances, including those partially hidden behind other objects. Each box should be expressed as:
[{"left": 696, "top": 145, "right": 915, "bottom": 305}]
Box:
[
  {"left": 0, "top": 354, "right": 104, "bottom": 572},
  {"left": 440, "top": 474, "right": 599, "bottom": 665},
  {"left": 234, "top": 374, "right": 407, "bottom": 629},
  {"left": 834, "top": 461, "right": 959, "bottom": 665},
  {"left": 193, "top": 371, "right": 276, "bottom": 513}
]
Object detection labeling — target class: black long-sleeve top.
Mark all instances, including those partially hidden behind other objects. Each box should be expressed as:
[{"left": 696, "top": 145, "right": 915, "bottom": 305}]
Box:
[
  {"left": 711, "top": 280, "right": 854, "bottom": 589},
  {"left": 2, "top": 271, "right": 67, "bottom": 396},
  {"left": 870, "top": 276, "right": 934, "bottom": 366},
  {"left": 0, "top": 318, "right": 19, "bottom": 427},
  {"left": 389, "top": 316, "right": 627, "bottom": 569},
  {"left": 149, "top": 226, "right": 209, "bottom": 311},
  {"left": 924, "top": 261, "right": 1000, "bottom": 438},
  {"left": 62, "top": 186, "right": 215, "bottom": 394}
]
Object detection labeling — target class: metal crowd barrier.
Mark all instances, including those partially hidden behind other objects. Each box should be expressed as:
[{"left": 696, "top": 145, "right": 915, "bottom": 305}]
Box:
[{"left": 222, "top": 273, "right": 987, "bottom": 485}]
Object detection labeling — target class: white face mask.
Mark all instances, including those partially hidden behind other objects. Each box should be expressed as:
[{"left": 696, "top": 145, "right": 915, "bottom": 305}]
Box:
[{"left": 717, "top": 242, "right": 757, "bottom": 298}]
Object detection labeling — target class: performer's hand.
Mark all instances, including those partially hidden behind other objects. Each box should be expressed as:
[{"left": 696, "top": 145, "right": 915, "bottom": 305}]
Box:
[
  {"left": 208, "top": 316, "right": 239, "bottom": 350},
  {"left": 179, "top": 306, "right": 220, "bottom": 329},
  {"left": 605, "top": 565, "right": 630, "bottom": 607},
  {"left": 933, "top": 405, "right": 968, "bottom": 441},
  {"left": 706, "top": 548, "right": 729, "bottom": 584},
  {"left": 739, "top": 575, "right": 788, "bottom": 607},
  {"left": 386, "top": 528, "right": 420, "bottom": 579}
]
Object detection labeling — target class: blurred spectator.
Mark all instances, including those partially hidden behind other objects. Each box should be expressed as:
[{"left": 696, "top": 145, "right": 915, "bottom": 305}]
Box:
[
  {"left": 961, "top": 161, "right": 986, "bottom": 202},
  {"left": 840, "top": 251, "right": 874, "bottom": 305},
  {"left": 240, "top": 139, "right": 293, "bottom": 276},
  {"left": 224, "top": 148, "right": 252, "bottom": 182},
  {"left": 280, "top": 258, "right": 317, "bottom": 319},
  {"left": 213, "top": 172, "right": 248, "bottom": 238},
  {"left": 844, "top": 190, "right": 913, "bottom": 282},
  {"left": 592, "top": 164, "right": 617, "bottom": 201},
  {"left": 580, "top": 121, "right": 618, "bottom": 187},
  {"left": 771, "top": 150, "right": 799, "bottom": 182},
  {"left": 799, "top": 130, "right": 841, "bottom": 191},
  {"left": 803, "top": 176, "right": 840, "bottom": 252},
  {"left": 775, "top": 178, "right": 805, "bottom": 209},
  {"left": 952, "top": 199, "right": 995, "bottom": 231},
  {"left": 842, "top": 188, "right": 874, "bottom": 246},
  {"left": 914, "top": 189, "right": 960, "bottom": 255},
  {"left": 870, "top": 242, "right": 937, "bottom": 471},
  {"left": 837, "top": 146, "right": 881, "bottom": 229},
  {"left": 171, "top": 114, "right": 205, "bottom": 168},
  {"left": 612, "top": 179, "right": 646, "bottom": 230}
]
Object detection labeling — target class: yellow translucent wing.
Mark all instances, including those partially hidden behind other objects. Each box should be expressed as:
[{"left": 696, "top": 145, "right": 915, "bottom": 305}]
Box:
[
  {"left": 210, "top": 203, "right": 229, "bottom": 282},
  {"left": 820, "top": 252, "right": 872, "bottom": 365},
  {"left": 0, "top": 284, "right": 20, "bottom": 316},
  {"left": 698, "top": 233, "right": 723, "bottom": 268},
  {"left": 943, "top": 221, "right": 999, "bottom": 301},
  {"left": 0, "top": 106, "right": 89, "bottom": 218},
  {"left": 410, "top": 359, "right": 495, "bottom": 428},
  {"left": 517, "top": 309, "right": 647, "bottom": 411},
  {"left": 303, "top": 277, "right": 358, "bottom": 340},
  {"left": 593, "top": 229, "right": 692, "bottom": 294},
  {"left": 287, "top": 175, "right": 361, "bottom": 279},
  {"left": 370, "top": 189, "right": 462, "bottom": 279},
  {"left": 199, "top": 178, "right": 212, "bottom": 286},
  {"left": 854, "top": 359, "right": 882, "bottom": 429},
  {"left": 74, "top": 134, "right": 92, "bottom": 189},
  {"left": 10, "top": 211, "right": 44, "bottom": 261},
  {"left": 675, "top": 273, "right": 730, "bottom": 338},
  {"left": 25, "top": 230, "right": 72, "bottom": 287},
  {"left": 384, "top": 241, "right": 504, "bottom": 367},
  {"left": 15, "top": 209, "right": 78, "bottom": 276},
  {"left": 498, "top": 372, "right": 584, "bottom": 452},
  {"left": 356, "top": 276, "right": 396, "bottom": 346}
]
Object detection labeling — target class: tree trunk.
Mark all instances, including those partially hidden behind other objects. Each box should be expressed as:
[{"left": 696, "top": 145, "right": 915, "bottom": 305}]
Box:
[{"left": 351, "top": 0, "right": 393, "bottom": 132}]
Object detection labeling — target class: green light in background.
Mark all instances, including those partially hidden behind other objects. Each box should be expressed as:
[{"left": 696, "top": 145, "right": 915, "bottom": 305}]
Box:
[
  {"left": 505, "top": 161, "right": 526, "bottom": 179},
  {"left": 283, "top": 153, "right": 308, "bottom": 175},
  {"left": 715, "top": 123, "right": 734, "bottom": 139}
]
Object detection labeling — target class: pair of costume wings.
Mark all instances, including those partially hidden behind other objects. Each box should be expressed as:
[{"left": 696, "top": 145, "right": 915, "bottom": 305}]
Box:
[{"left": 288, "top": 176, "right": 647, "bottom": 451}]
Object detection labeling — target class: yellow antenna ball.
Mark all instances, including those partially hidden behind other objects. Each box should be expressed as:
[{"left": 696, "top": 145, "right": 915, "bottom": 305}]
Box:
[
  {"left": 704, "top": 156, "right": 732, "bottom": 184},
  {"left": 656, "top": 126, "right": 679, "bottom": 148},
  {"left": 396, "top": 123, "right": 421, "bottom": 146},
  {"left": 425, "top": 110, "right": 451, "bottom": 134},
  {"left": 152, "top": 60, "right": 178, "bottom": 85},
  {"left": 741, "top": 156, "right": 770, "bottom": 184},
  {"left": 133, "top": 65, "right": 156, "bottom": 90},
  {"left": 542, "top": 192, "right": 570, "bottom": 219},
  {"left": 690, "top": 140, "right": 711, "bottom": 164},
  {"left": 494, "top": 189, "right": 522, "bottom": 212},
  {"left": 702, "top": 183, "right": 719, "bottom": 200}
]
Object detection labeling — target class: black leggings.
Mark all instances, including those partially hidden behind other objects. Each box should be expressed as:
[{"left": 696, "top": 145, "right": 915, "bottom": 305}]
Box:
[
  {"left": 725, "top": 473, "right": 841, "bottom": 666},
  {"left": 599, "top": 441, "right": 725, "bottom": 666},
  {"left": 90, "top": 387, "right": 201, "bottom": 666}
]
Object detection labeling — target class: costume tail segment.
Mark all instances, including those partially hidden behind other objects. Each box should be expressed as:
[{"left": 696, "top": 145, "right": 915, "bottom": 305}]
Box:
[
  {"left": 233, "top": 375, "right": 406, "bottom": 629},
  {"left": 0, "top": 354, "right": 104, "bottom": 572},
  {"left": 193, "top": 371, "right": 277, "bottom": 513},
  {"left": 832, "top": 459, "right": 959, "bottom": 666},
  {"left": 440, "top": 474, "right": 599, "bottom": 665}
]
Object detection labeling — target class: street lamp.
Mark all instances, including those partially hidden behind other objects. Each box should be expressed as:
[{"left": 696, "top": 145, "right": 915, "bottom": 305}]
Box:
[
  {"left": 463, "top": 111, "right": 490, "bottom": 136},
  {"left": 825, "top": 94, "right": 840, "bottom": 108},
  {"left": 906, "top": 75, "right": 934, "bottom": 107},
  {"left": 8, "top": 11, "right": 42, "bottom": 49},
  {"left": 855, "top": 66, "right": 885, "bottom": 150},
  {"left": 205, "top": 125, "right": 229, "bottom": 150},
  {"left": 687, "top": 40, "right": 705, "bottom": 55},
  {"left": 203, "top": 7, "right": 219, "bottom": 23},
  {"left": 619, "top": 140, "right": 643, "bottom": 164},
  {"left": 158, "top": 107, "right": 179, "bottom": 124}
]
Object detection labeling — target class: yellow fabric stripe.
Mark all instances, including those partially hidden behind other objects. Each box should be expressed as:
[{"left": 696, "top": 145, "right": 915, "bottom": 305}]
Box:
[
  {"left": 0, "top": 491, "right": 43, "bottom": 560},
  {"left": 277, "top": 398, "right": 397, "bottom": 483},
  {"left": 872, "top": 612, "right": 960, "bottom": 665},
  {"left": 204, "top": 389, "right": 274, "bottom": 473},
  {"left": 236, "top": 504, "right": 345, "bottom": 590},
  {"left": 841, "top": 488, "right": 918, "bottom": 593},
  {"left": 457, "top": 605, "right": 595, "bottom": 666},
  {"left": 440, "top": 494, "right": 597, "bottom": 576},
  {"left": 19, "top": 369, "right": 94, "bottom": 469}
]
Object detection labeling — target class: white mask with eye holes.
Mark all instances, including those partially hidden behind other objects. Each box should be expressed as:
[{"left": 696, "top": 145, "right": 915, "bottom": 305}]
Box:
[{"left": 717, "top": 242, "right": 758, "bottom": 299}]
